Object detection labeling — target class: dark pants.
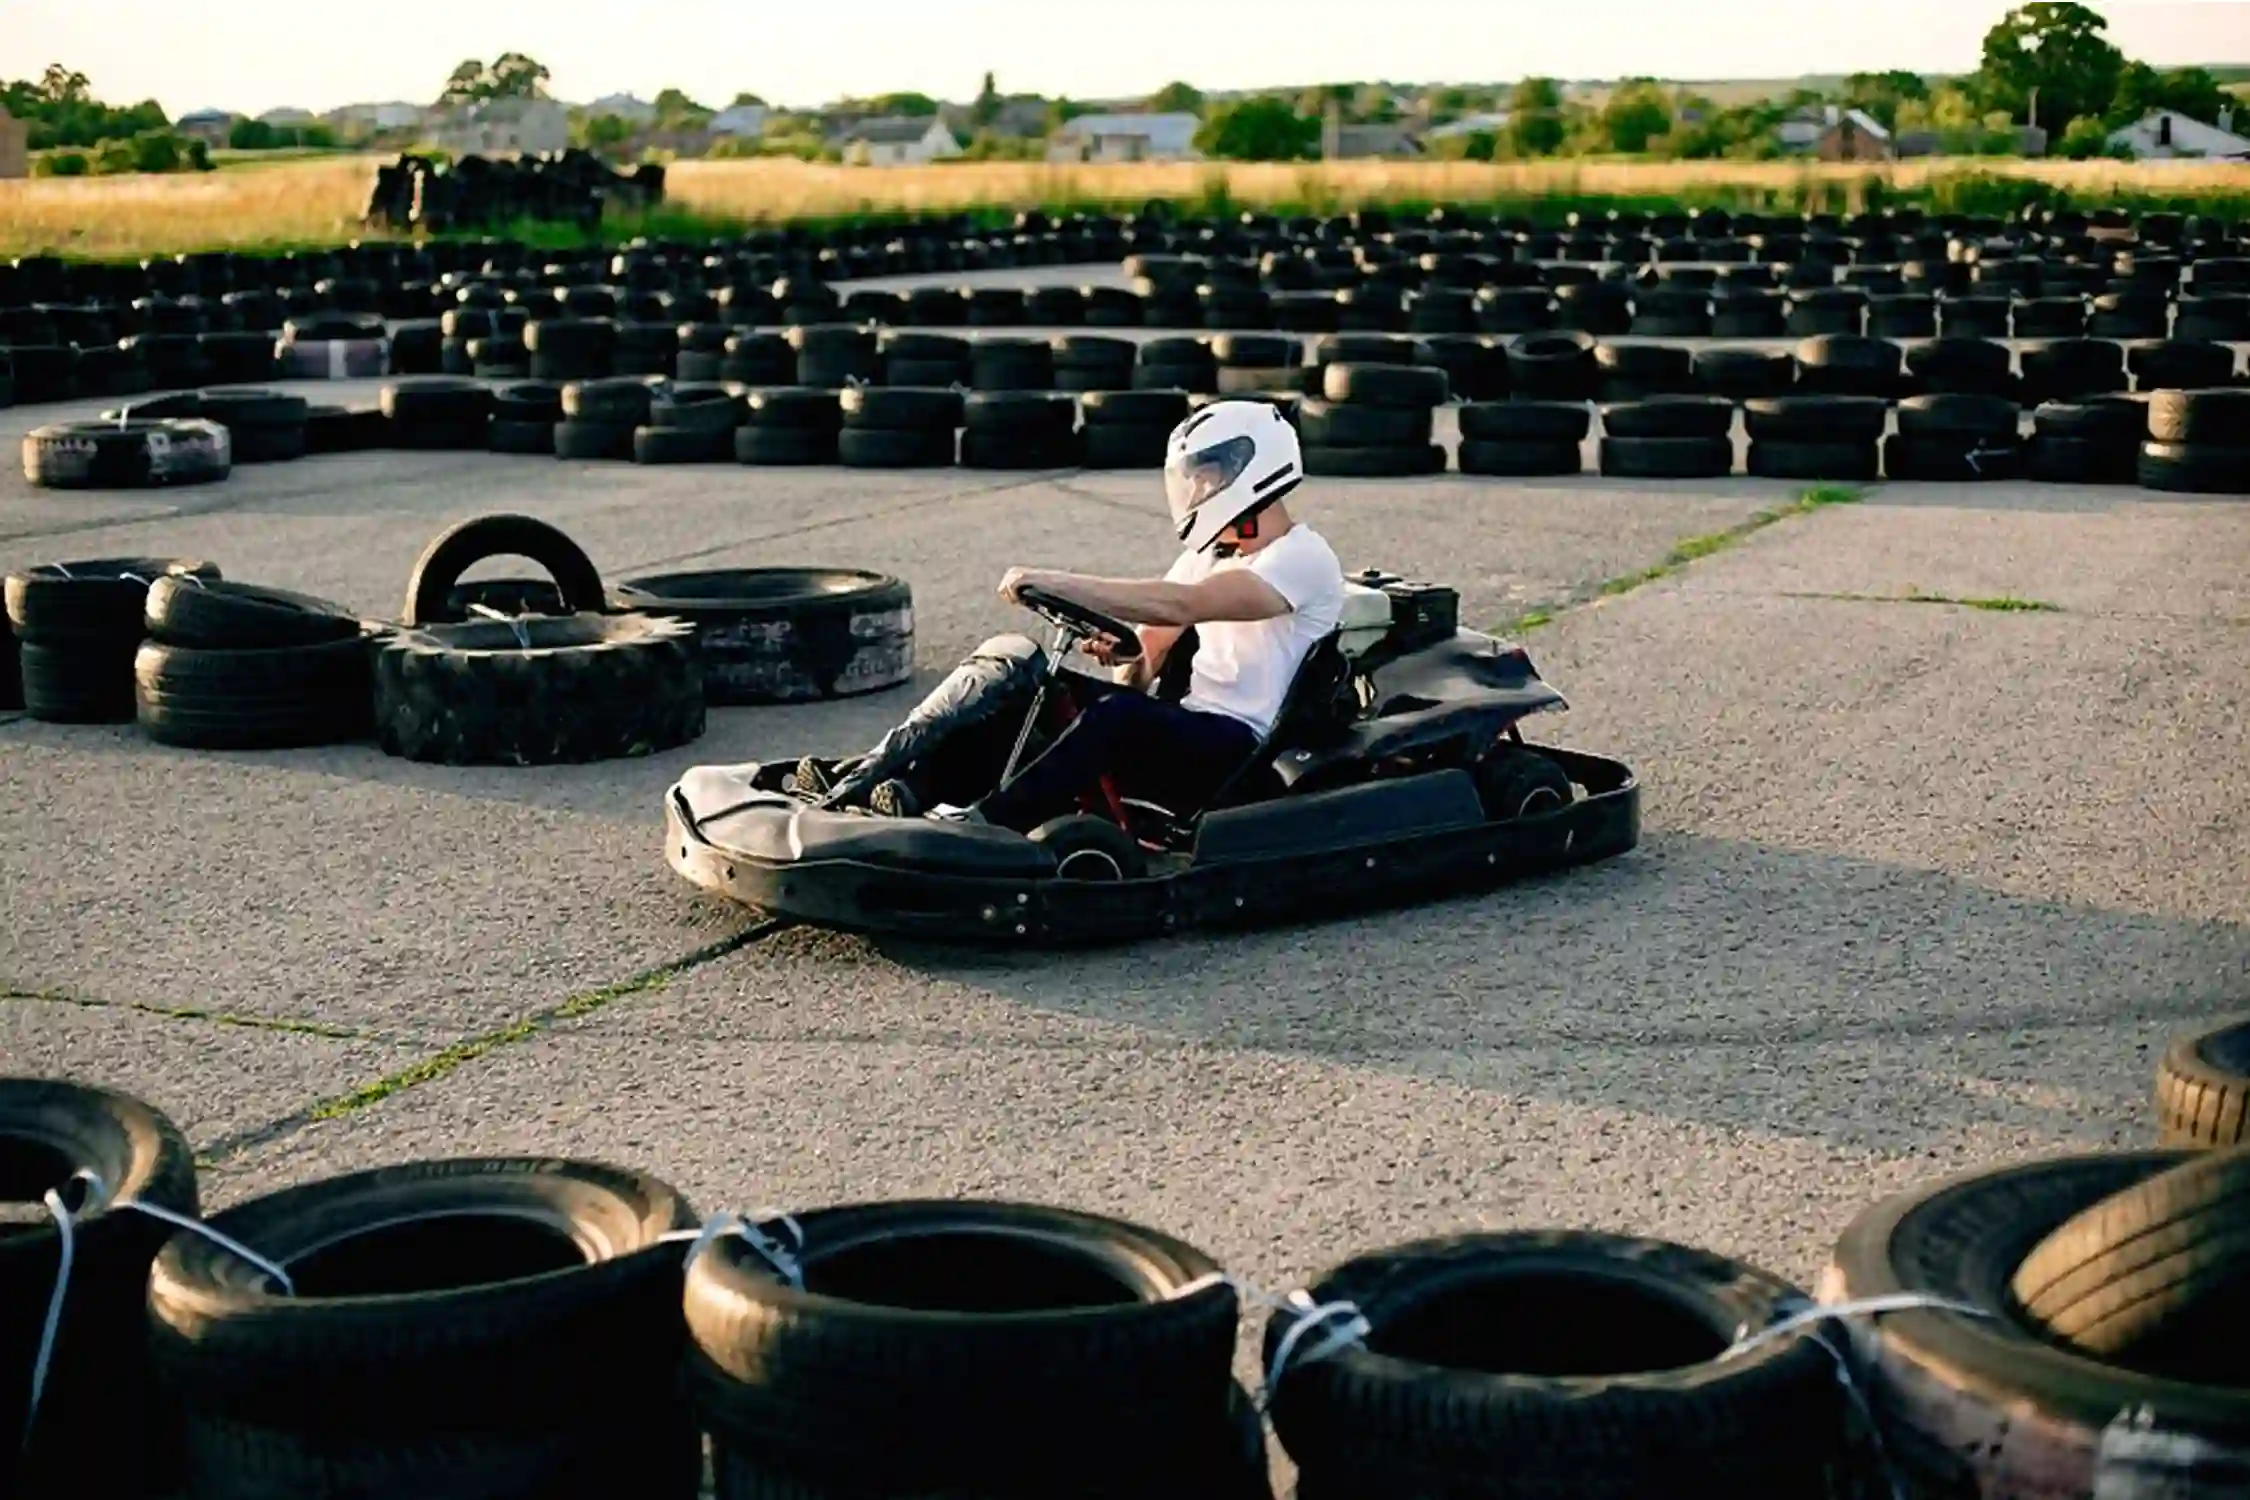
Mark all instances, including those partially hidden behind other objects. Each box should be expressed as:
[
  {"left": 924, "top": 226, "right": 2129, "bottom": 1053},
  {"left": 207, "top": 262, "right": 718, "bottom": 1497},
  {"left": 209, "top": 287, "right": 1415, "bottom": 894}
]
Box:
[{"left": 979, "top": 684, "right": 1261, "bottom": 832}]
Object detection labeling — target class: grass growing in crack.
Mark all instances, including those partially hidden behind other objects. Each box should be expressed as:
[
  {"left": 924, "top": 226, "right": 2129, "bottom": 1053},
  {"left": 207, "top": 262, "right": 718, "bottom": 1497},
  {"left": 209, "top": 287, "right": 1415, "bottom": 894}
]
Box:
[
  {"left": 1, "top": 988, "right": 367, "bottom": 1040},
  {"left": 1783, "top": 588, "right": 2064, "bottom": 613},
  {"left": 304, "top": 923, "right": 781, "bottom": 1122},
  {"left": 1501, "top": 484, "right": 1864, "bottom": 634}
]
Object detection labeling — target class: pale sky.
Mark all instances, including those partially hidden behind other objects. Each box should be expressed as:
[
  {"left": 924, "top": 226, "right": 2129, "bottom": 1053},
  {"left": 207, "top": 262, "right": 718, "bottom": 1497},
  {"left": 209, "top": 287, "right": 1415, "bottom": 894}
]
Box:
[{"left": 3, "top": 0, "right": 2245, "bottom": 118}]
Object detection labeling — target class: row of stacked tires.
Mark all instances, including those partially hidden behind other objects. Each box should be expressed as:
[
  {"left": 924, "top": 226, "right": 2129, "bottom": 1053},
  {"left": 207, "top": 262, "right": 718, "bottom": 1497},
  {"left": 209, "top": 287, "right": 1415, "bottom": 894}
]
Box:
[
  {"left": 0, "top": 515, "right": 913, "bottom": 764},
  {"left": 22, "top": 368, "right": 2250, "bottom": 494},
  {"left": 4, "top": 1011, "right": 2244, "bottom": 1500}
]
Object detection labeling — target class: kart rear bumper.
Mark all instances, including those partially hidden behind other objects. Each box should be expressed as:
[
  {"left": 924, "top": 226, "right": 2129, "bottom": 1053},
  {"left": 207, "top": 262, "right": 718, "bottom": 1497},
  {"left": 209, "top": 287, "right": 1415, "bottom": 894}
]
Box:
[{"left": 664, "top": 746, "right": 1641, "bottom": 946}]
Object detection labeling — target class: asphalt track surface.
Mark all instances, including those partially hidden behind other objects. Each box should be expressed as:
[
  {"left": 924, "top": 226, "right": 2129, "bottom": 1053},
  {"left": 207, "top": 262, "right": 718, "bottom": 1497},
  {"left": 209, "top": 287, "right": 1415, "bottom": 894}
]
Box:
[{"left": 3, "top": 264, "right": 2247, "bottom": 1420}]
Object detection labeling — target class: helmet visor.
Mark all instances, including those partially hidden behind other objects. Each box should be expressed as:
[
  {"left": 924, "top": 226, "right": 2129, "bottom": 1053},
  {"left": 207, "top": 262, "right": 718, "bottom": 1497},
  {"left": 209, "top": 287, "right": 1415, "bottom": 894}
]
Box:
[{"left": 1165, "top": 434, "right": 1258, "bottom": 540}]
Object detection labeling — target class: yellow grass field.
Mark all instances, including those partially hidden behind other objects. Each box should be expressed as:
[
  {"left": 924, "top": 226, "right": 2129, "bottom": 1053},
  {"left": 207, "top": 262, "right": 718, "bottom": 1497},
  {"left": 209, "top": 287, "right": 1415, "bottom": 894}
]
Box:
[{"left": 4, "top": 153, "right": 2247, "bottom": 260}]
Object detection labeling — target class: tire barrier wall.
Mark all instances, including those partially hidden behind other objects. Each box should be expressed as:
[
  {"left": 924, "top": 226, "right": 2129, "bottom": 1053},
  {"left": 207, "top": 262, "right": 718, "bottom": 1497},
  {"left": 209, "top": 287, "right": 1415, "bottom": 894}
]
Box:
[
  {"left": 0, "top": 514, "right": 917, "bottom": 757},
  {"left": 361, "top": 150, "right": 666, "bottom": 236},
  {"left": 4, "top": 1012, "right": 2246, "bottom": 1498}
]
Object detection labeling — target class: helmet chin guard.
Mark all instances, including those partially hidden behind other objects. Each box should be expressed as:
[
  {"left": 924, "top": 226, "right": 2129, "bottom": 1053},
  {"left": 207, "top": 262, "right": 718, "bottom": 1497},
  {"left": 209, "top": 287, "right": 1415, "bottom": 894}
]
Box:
[{"left": 1165, "top": 400, "right": 1303, "bottom": 554}]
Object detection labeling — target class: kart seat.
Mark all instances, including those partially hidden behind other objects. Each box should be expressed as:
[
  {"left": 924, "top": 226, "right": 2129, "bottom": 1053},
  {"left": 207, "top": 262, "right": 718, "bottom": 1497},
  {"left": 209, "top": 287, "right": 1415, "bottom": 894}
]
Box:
[{"left": 1139, "top": 630, "right": 1358, "bottom": 817}]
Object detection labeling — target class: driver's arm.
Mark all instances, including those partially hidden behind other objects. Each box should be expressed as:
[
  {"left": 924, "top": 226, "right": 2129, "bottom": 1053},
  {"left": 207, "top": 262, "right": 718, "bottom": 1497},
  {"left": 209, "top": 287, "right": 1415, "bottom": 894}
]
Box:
[
  {"left": 1115, "top": 622, "right": 1185, "bottom": 688},
  {"left": 1042, "top": 569, "right": 1292, "bottom": 630}
]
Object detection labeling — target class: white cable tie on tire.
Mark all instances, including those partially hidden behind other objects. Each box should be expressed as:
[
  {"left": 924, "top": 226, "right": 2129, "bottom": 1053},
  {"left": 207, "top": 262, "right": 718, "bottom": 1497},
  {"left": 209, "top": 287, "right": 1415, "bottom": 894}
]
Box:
[
  {"left": 1722, "top": 1291, "right": 1992, "bottom": 1500},
  {"left": 24, "top": 1170, "right": 295, "bottom": 1455},
  {"left": 1259, "top": 1288, "right": 1370, "bottom": 1415},
  {"left": 664, "top": 1207, "right": 806, "bottom": 1288}
]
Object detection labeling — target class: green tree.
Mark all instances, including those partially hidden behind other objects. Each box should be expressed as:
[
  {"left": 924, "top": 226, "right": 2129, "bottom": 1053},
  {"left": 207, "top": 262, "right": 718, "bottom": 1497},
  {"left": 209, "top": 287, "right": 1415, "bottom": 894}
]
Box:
[
  {"left": 2058, "top": 113, "right": 2115, "bottom": 156},
  {"left": 438, "top": 53, "right": 550, "bottom": 105},
  {"left": 439, "top": 59, "right": 488, "bottom": 104},
  {"left": 1194, "top": 96, "right": 1319, "bottom": 161},
  {"left": 2109, "top": 61, "right": 2229, "bottom": 126},
  {"left": 1509, "top": 77, "right": 1567, "bottom": 156},
  {"left": 653, "top": 87, "right": 710, "bottom": 128},
  {"left": 579, "top": 113, "right": 632, "bottom": 148},
  {"left": 1148, "top": 80, "right": 1203, "bottom": 115},
  {"left": 1842, "top": 69, "right": 1929, "bottom": 132},
  {"left": 973, "top": 70, "right": 1000, "bottom": 126},
  {"left": 1975, "top": 2, "right": 2124, "bottom": 137},
  {"left": 1600, "top": 79, "right": 1673, "bottom": 153},
  {"left": 728, "top": 91, "right": 766, "bottom": 108}
]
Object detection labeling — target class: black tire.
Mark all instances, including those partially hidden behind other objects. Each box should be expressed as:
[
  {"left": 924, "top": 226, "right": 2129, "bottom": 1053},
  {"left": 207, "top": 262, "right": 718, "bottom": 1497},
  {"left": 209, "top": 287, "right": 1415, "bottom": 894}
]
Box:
[
  {"left": 736, "top": 425, "right": 839, "bottom": 465},
  {"left": 560, "top": 377, "right": 654, "bottom": 426},
  {"left": 375, "top": 612, "right": 705, "bottom": 765},
  {"left": 1748, "top": 440, "right": 1880, "bottom": 482},
  {"left": 2147, "top": 389, "right": 2250, "bottom": 446},
  {"left": 1820, "top": 1151, "right": 2249, "bottom": 1500},
  {"left": 1302, "top": 443, "right": 1445, "bottom": 477},
  {"left": 1742, "top": 395, "right": 1889, "bottom": 443},
  {"left": 2009, "top": 1147, "right": 2250, "bottom": 1381},
  {"left": 1459, "top": 401, "right": 1590, "bottom": 443},
  {"left": 2157, "top": 1014, "right": 2250, "bottom": 1147},
  {"left": 959, "top": 427, "right": 1081, "bottom": 470},
  {"left": 1599, "top": 435, "right": 1733, "bottom": 480},
  {"left": 964, "top": 391, "right": 1076, "bottom": 436},
  {"left": 683, "top": 1199, "right": 1242, "bottom": 1497},
  {"left": 1457, "top": 439, "right": 1581, "bottom": 477},
  {"left": 2137, "top": 441, "right": 2250, "bottom": 495},
  {"left": 1884, "top": 433, "right": 2024, "bottom": 482},
  {"left": 1473, "top": 746, "right": 1575, "bottom": 819},
  {"left": 647, "top": 387, "right": 744, "bottom": 434},
  {"left": 553, "top": 419, "right": 636, "bottom": 460},
  {"left": 491, "top": 382, "right": 565, "bottom": 422},
  {"left": 840, "top": 387, "right": 964, "bottom": 431},
  {"left": 1028, "top": 813, "right": 1149, "bottom": 880},
  {"left": 1078, "top": 389, "right": 1190, "bottom": 428},
  {"left": 1320, "top": 362, "right": 1448, "bottom": 407},
  {"left": 1895, "top": 392, "right": 2022, "bottom": 441},
  {"left": 837, "top": 426, "right": 957, "bottom": 469},
  {"left": 1298, "top": 400, "right": 1433, "bottom": 448},
  {"left": 489, "top": 418, "right": 556, "bottom": 455},
  {"left": 400, "top": 513, "right": 608, "bottom": 627},
  {"left": 2028, "top": 434, "right": 2138, "bottom": 486},
  {"left": 135, "top": 636, "right": 375, "bottom": 749},
  {"left": 1, "top": 1079, "right": 199, "bottom": 1500},
  {"left": 741, "top": 388, "right": 843, "bottom": 431},
  {"left": 304, "top": 406, "right": 388, "bottom": 455},
  {"left": 143, "top": 576, "right": 361, "bottom": 650},
  {"left": 1598, "top": 396, "right": 1736, "bottom": 440},
  {"left": 633, "top": 426, "right": 736, "bottom": 465},
  {"left": 379, "top": 377, "right": 493, "bottom": 444},
  {"left": 1080, "top": 423, "right": 1171, "bottom": 470},
  {"left": 146, "top": 1158, "right": 702, "bottom": 1500},
  {"left": 1264, "top": 1230, "right": 1848, "bottom": 1499},
  {"left": 21, "top": 418, "right": 232, "bottom": 490},
  {"left": 1692, "top": 347, "right": 1795, "bottom": 400},
  {"left": 7, "top": 558, "right": 221, "bottom": 639},
  {"left": 607, "top": 568, "right": 913, "bottom": 706}
]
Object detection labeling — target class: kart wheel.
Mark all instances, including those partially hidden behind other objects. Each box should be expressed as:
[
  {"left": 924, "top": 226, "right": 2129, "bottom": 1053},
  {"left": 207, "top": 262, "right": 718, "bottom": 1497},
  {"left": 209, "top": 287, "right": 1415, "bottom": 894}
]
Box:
[
  {"left": 1474, "top": 747, "right": 1574, "bottom": 821},
  {"left": 1029, "top": 813, "right": 1147, "bottom": 881}
]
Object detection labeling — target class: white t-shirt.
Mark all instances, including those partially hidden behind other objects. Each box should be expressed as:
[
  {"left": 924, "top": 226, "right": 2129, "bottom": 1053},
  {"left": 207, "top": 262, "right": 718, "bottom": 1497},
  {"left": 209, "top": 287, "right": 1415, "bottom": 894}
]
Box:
[{"left": 1162, "top": 523, "right": 1344, "bottom": 737}]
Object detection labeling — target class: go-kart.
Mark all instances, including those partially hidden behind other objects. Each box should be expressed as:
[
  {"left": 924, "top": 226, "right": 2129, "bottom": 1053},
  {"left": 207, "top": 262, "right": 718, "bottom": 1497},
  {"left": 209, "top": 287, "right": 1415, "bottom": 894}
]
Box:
[{"left": 662, "top": 569, "right": 1639, "bottom": 944}]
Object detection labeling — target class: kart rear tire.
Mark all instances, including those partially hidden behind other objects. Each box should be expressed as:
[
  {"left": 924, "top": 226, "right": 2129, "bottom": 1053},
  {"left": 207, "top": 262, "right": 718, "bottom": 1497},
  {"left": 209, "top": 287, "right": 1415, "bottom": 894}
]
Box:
[
  {"left": 1474, "top": 746, "right": 1574, "bottom": 821},
  {"left": 1028, "top": 813, "right": 1148, "bottom": 881}
]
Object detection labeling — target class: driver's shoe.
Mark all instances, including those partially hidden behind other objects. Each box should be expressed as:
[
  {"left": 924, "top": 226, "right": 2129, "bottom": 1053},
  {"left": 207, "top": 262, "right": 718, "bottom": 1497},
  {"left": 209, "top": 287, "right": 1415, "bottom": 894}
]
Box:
[{"left": 869, "top": 779, "right": 921, "bottom": 818}]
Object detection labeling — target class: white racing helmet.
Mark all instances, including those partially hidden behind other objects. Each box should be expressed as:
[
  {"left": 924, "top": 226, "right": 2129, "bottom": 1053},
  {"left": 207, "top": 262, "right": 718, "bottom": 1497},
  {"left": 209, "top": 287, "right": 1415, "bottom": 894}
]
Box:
[{"left": 1164, "top": 399, "right": 1303, "bottom": 555}]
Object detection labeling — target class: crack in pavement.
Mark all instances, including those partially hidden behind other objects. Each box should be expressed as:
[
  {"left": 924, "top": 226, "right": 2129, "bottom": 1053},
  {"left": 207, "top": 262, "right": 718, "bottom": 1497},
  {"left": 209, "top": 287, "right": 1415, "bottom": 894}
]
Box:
[
  {"left": 193, "top": 918, "right": 794, "bottom": 1165},
  {"left": 1, "top": 987, "right": 374, "bottom": 1041},
  {"left": 1501, "top": 484, "right": 1865, "bottom": 635}
]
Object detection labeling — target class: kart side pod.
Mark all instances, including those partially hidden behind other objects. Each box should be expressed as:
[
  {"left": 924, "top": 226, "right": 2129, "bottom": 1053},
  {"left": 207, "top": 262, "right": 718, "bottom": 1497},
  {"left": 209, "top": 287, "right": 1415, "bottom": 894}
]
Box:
[{"left": 1190, "top": 768, "right": 1488, "bottom": 865}]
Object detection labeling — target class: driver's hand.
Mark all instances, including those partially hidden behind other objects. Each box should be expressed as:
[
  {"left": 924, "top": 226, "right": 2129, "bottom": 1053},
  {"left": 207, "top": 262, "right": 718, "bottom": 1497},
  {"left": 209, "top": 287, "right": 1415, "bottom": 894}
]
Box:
[
  {"left": 1083, "top": 632, "right": 1127, "bottom": 665},
  {"left": 997, "top": 566, "right": 1042, "bottom": 604}
]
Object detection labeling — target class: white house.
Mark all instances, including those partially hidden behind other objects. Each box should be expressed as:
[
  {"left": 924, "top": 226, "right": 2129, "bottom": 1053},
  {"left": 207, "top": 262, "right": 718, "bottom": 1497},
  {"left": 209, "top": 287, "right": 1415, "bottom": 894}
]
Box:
[
  {"left": 839, "top": 116, "right": 960, "bottom": 165},
  {"left": 257, "top": 107, "right": 317, "bottom": 127},
  {"left": 326, "top": 101, "right": 430, "bottom": 134},
  {"left": 1045, "top": 112, "right": 1201, "bottom": 162},
  {"left": 427, "top": 97, "right": 570, "bottom": 156},
  {"left": 2108, "top": 107, "right": 2250, "bottom": 160},
  {"left": 709, "top": 103, "right": 768, "bottom": 138},
  {"left": 584, "top": 93, "right": 658, "bottom": 125}
]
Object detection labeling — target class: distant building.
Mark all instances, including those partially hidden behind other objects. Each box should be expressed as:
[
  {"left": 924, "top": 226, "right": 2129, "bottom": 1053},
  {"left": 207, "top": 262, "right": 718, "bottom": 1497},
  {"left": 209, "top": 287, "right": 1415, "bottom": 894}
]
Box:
[
  {"left": 1324, "top": 122, "right": 1425, "bottom": 159},
  {"left": 258, "top": 107, "right": 317, "bottom": 128},
  {"left": 1425, "top": 110, "right": 1513, "bottom": 140},
  {"left": 584, "top": 93, "right": 658, "bottom": 125},
  {"left": 1045, "top": 112, "right": 1201, "bottom": 162},
  {"left": 0, "top": 109, "right": 25, "bottom": 179},
  {"left": 426, "top": 97, "right": 570, "bottom": 157},
  {"left": 838, "top": 116, "right": 960, "bottom": 166},
  {"left": 174, "top": 109, "right": 239, "bottom": 146},
  {"left": 326, "top": 101, "right": 430, "bottom": 135},
  {"left": 708, "top": 103, "right": 768, "bottom": 138},
  {"left": 2109, "top": 107, "right": 2250, "bottom": 160}
]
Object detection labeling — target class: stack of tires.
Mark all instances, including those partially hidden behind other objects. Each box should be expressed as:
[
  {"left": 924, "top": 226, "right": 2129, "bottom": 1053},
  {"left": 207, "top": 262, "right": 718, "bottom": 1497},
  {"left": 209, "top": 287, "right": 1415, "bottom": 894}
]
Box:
[
  {"left": 380, "top": 378, "right": 493, "bottom": 451},
  {"left": 555, "top": 378, "right": 651, "bottom": 461},
  {"left": 719, "top": 332, "right": 795, "bottom": 386},
  {"left": 1050, "top": 335, "right": 1137, "bottom": 393},
  {"left": 611, "top": 565, "right": 916, "bottom": 704},
  {"left": 1743, "top": 396, "right": 1886, "bottom": 482},
  {"left": 791, "top": 325, "right": 880, "bottom": 388},
  {"left": 1135, "top": 337, "right": 1218, "bottom": 395},
  {"left": 98, "top": 391, "right": 309, "bottom": 466},
  {"left": 878, "top": 331, "right": 969, "bottom": 387},
  {"left": 737, "top": 388, "right": 843, "bottom": 466},
  {"left": 1456, "top": 400, "right": 1588, "bottom": 477},
  {"left": 1598, "top": 396, "right": 1737, "bottom": 479},
  {"left": 634, "top": 384, "right": 745, "bottom": 465},
  {"left": 488, "top": 381, "right": 564, "bottom": 455},
  {"left": 135, "top": 574, "right": 375, "bottom": 750},
  {"left": 2027, "top": 396, "right": 2145, "bottom": 484},
  {"left": 20, "top": 418, "right": 231, "bottom": 491},
  {"left": 960, "top": 392, "right": 1080, "bottom": 470},
  {"left": 2139, "top": 389, "right": 2250, "bottom": 495},
  {"left": 967, "top": 336, "right": 1054, "bottom": 393},
  {"left": 1504, "top": 331, "right": 1601, "bottom": 404},
  {"left": 1300, "top": 363, "right": 1447, "bottom": 477},
  {"left": 1077, "top": 389, "right": 1189, "bottom": 469},
  {"left": 1209, "top": 334, "right": 1299, "bottom": 394},
  {"left": 1885, "top": 393, "right": 2024, "bottom": 481},
  {"left": 684, "top": 1200, "right": 1267, "bottom": 1500},
  {"left": 5, "top": 558, "right": 219, "bottom": 723},
  {"left": 838, "top": 387, "right": 962, "bottom": 469}
]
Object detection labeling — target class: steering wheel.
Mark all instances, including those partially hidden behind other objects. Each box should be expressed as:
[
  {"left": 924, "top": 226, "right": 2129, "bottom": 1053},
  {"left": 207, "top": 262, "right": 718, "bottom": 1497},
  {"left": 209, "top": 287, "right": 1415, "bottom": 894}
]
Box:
[{"left": 1013, "top": 584, "right": 1142, "bottom": 663}]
